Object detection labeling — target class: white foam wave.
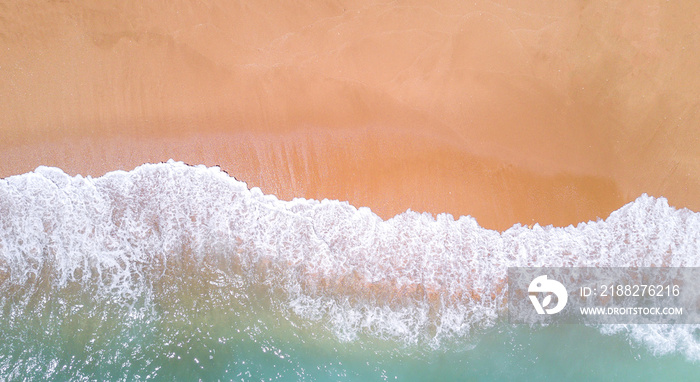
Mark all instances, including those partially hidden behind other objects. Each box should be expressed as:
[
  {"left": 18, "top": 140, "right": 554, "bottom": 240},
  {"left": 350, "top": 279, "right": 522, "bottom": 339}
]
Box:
[{"left": 1, "top": 161, "right": 699, "bottom": 355}]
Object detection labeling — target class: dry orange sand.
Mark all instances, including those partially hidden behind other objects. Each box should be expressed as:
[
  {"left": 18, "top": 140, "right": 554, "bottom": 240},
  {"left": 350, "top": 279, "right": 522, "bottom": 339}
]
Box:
[{"left": 1, "top": 1, "right": 699, "bottom": 231}]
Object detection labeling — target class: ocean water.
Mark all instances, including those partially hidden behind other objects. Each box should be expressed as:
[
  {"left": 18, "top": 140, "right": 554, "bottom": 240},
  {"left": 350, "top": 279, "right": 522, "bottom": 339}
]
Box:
[{"left": 1, "top": 160, "right": 699, "bottom": 381}]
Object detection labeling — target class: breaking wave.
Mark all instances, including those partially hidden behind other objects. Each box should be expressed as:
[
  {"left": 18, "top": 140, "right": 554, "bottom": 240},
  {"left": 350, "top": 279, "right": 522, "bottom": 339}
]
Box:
[{"left": 1, "top": 160, "right": 699, "bottom": 358}]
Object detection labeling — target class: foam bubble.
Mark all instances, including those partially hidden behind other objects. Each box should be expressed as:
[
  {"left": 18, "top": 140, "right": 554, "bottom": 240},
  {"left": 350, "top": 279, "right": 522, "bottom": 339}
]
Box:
[{"left": 1, "top": 161, "right": 699, "bottom": 354}]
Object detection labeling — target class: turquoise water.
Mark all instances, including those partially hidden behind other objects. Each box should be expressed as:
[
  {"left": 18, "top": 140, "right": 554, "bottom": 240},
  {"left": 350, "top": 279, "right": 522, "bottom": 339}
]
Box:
[
  {"left": 1, "top": 161, "right": 699, "bottom": 380},
  {"left": 1, "top": 279, "right": 698, "bottom": 381},
  {"left": 2, "top": 270, "right": 698, "bottom": 381}
]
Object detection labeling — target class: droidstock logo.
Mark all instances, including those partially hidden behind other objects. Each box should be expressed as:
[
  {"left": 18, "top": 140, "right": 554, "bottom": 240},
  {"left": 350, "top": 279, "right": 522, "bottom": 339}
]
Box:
[{"left": 528, "top": 275, "right": 568, "bottom": 315}]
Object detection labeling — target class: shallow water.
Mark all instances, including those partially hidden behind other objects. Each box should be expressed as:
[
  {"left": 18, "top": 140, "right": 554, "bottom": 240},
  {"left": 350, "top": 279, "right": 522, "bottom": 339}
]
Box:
[
  {"left": 2, "top": 286, "right": 699, "bottom": 381},
  {"left": 1, "top": 161, "right": 699, "bottom": 380}
]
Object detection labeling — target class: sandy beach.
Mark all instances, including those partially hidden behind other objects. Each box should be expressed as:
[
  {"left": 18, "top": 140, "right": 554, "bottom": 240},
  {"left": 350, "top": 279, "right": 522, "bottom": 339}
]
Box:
[{"left": 1, "top": 0, "right": 698, "bottom": 231}]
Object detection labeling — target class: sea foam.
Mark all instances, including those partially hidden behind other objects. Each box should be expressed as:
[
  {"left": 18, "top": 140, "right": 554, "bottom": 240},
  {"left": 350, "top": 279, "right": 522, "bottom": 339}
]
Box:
[{"left": 1, "top": 161, "right": 699, "bottom": 356}]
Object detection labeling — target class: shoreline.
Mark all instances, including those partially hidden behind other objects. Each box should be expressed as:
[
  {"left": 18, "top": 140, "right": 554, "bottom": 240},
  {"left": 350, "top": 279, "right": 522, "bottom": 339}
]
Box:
[{"left": 0, "top": 128, "right": 630, "bottom": 232}]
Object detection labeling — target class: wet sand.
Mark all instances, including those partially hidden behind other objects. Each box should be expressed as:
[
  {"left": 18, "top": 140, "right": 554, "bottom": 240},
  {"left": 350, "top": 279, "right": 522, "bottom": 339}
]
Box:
[{"left": 1, "top": 1, "right": 699, "bottom": 231}]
